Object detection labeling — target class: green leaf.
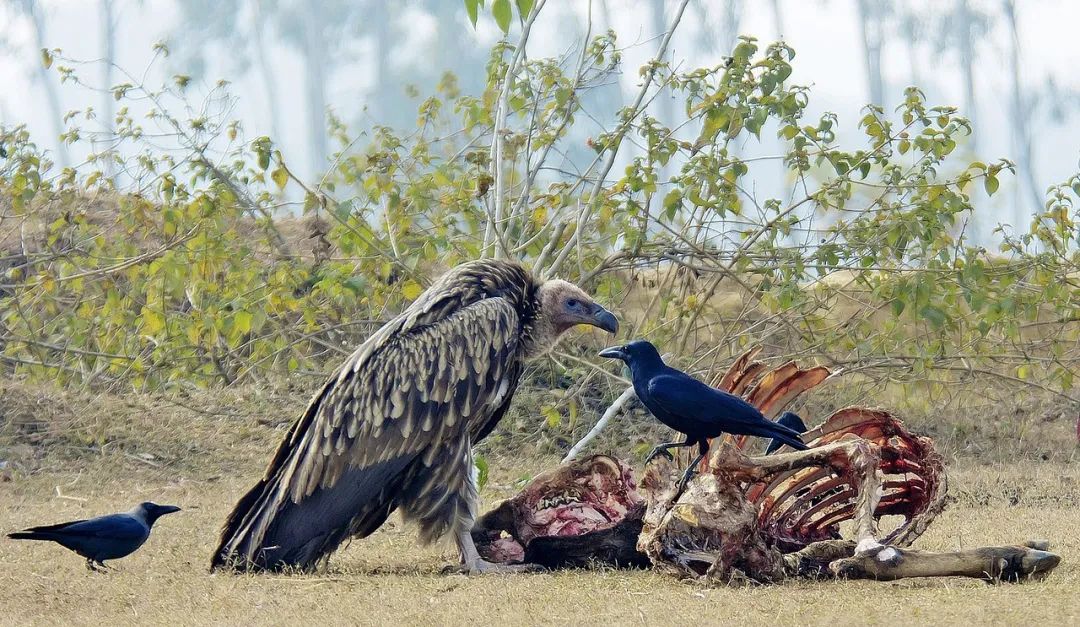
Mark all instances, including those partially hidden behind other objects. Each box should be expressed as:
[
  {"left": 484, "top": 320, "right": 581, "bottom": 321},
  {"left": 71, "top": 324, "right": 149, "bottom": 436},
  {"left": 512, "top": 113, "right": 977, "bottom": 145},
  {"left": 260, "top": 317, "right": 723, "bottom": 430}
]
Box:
[
  {"left": 492, "top": 0, "right": 512, "bottom": 33},
  {"left": 662, "top": 189, "right": 682, "bottom": 221},
  {"left": 401, "top": 280, "right": 423, "bottom": 301},
  {"left": 271, "top": 166, "right": 288, "bottom": 191},
  {"left": 920, "top": 305, "right": 946, "bottom": 328},
  {"left": 726, "top": 113, "right": 745, "bottom": 139},
  {"left": 41, "top": 48, "right": 52, "bottom": 69},
  {"left": 233, "top": 311, "right": 253, "bottom": 335},
  {"left": 542, "top": 405, "right": 561, "bottom": 428},
  {"left": 254, "top": 139, "right": 271, "bottom": 171},
  {"left": 474, "top": 455, "right": 490, "bottom": 490},
  {"left": 141, "top": 307, "right": 165, "bottom": 335},
  {"left": 515, "top": 0, "right": 534, "bottom": 17},
  {"left": 464, "top": 0, "right": 482, "bottom": 26},
  {"left": 984, "top": 174, "right": 999, "bottom": 196}
]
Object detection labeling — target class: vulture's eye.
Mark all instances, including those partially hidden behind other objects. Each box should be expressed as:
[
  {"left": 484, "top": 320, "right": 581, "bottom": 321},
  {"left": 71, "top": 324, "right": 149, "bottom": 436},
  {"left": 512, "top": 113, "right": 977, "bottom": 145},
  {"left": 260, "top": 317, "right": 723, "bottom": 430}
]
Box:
[{"left": 567, "top": 298, "right": 580, "bottom": 308}]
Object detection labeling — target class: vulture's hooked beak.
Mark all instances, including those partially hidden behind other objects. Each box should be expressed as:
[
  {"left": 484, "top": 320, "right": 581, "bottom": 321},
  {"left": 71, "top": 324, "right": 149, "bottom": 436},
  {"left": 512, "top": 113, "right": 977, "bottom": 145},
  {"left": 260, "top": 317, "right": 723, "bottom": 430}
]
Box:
[
  {"left": 590, "top": 304, "right": 619, "bottom": 334},
  {"left": 598, "top": 346, "right": 627, "bottom": 361}
]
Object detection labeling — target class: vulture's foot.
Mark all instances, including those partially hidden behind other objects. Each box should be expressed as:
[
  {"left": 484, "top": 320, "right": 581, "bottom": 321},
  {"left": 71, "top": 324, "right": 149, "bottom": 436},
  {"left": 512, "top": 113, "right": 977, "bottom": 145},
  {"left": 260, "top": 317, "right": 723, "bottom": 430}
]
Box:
[
  {"left": 457, "top": 558, "right": 546, "bottom": 575},
  {"left": 455, "top": 530, "right": 544, "bottom": 575}
]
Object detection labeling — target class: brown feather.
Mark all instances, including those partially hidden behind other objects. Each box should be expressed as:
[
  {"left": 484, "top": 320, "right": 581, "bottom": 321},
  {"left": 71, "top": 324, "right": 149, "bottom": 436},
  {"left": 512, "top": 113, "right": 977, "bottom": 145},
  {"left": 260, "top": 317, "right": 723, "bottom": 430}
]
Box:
[{"left": 212, "top": 260, "right": 548, "bottom": 571}]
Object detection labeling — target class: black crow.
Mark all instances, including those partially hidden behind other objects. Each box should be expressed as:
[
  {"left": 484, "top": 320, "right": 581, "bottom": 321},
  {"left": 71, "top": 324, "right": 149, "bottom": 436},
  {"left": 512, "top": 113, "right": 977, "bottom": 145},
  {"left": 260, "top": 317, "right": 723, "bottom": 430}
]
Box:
[
  {"left": 7, "top": 502, "right": 180, "bottom": 571},
  {"left": 600, "top": 340, "right": 809, "bottom": 490}
]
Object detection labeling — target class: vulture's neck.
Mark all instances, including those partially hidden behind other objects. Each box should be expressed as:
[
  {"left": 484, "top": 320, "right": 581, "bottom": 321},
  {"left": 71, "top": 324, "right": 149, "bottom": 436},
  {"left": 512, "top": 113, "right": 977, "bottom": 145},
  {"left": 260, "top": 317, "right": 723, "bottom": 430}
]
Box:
[{"left": 522, "top": 313, "right": 562, "bottom": 359}]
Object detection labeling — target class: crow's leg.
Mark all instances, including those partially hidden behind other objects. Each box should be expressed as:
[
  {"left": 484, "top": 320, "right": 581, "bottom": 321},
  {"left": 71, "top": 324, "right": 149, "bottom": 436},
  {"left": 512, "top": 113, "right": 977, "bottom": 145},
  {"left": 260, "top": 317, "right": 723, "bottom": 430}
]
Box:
[
  {"left": 644, "top": 439, "right": 695, "bottom": 465},
  {"left": 85, "top": 559, "right": 108, "bottom": 573},
  {"left": 454, "top": 531, "right": 544, "bottom": 575},
  {"left": 676, "top": 454, "right": 705, "bottom": 493},
  {"left": 675, "top": 440, "right": 711, "bottom": 493}
]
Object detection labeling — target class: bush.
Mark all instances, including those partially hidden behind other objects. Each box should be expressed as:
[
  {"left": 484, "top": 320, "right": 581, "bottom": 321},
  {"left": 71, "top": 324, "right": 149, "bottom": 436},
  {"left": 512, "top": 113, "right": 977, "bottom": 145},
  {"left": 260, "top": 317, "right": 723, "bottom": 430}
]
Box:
[{"left": 2, "top": 29, "right": 1079, "bottom": 424}]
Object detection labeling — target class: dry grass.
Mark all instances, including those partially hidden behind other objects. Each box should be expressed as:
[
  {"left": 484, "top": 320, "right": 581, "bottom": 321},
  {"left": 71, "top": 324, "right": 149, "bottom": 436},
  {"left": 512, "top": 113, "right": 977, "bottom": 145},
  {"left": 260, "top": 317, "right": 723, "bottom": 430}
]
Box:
[{"left": 1, "top": 382, "right": 1079, "bottom": 626}]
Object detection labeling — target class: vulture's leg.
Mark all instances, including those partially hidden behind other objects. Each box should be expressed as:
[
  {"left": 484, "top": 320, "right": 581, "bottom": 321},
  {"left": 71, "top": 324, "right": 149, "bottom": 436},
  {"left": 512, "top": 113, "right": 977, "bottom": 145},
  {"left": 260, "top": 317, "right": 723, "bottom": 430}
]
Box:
[
  {"left": 645, "top": 438, "right": 695, "bottom": 465},
  {"left": 456, "top": 531, "right": 542, "bottom": 574},
  {"left": 404, "top": 439, "right": 543, "bottom": 574}
]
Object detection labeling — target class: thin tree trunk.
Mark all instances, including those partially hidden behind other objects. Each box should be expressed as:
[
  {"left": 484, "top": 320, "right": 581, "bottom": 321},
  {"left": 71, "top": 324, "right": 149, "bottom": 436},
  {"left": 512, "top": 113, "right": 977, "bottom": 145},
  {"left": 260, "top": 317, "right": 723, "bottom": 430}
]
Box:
[
  {"left": 1002, "top": 0, "right": 1043, "bottom": 225},
  {"left": 99, "top": 0, "right": 115, "bottom": 180},
  {"left": 901, "top": 13, "right": 921, "bottom": 89},
  {"left": 855, "top": 0, "right": 885, "bottom": 108},
  {"left": 370, "top": 1, "right": 390, "bottom": 125},
  {"left": 770, "top": 0, "right": 784, "bottom": 39},
  {"left": 301, "top": 9, "right": 328, "bottom": 177},
  {"left": 251, "top": 0, "right": 282, "bottom": 142},
  {"left": 23, "top": 0, "right": 70, "bottom": 168},
  {"left": 956, "top": 0, "right": 977, "bottom": 154},
  {"left": 649, "top": 0, "right": 672, "bottom": 217},
  {"left": 720, "top": 0, "right": 744, "bottom": 53}
]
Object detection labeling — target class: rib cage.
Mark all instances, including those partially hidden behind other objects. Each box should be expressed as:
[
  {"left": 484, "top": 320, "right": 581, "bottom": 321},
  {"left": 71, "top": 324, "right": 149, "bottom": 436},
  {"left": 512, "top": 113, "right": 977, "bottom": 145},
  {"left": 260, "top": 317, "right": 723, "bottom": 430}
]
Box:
[{"left": 705, "top": 349, "right": 948, "bottom": 551}]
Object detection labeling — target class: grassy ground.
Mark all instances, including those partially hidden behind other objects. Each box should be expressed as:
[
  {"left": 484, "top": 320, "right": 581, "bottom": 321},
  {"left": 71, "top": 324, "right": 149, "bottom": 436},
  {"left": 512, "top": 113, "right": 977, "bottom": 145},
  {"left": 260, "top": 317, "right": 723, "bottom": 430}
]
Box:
[{"left": 1, "top": 383, "right": 1079, "bottom": 625}]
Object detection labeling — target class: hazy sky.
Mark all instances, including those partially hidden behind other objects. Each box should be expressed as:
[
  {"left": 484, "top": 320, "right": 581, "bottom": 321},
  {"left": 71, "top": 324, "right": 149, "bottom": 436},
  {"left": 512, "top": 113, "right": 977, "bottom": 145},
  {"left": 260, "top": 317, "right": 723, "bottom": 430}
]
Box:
[{"left": 1, "top": 0, "right": 1077, "bottom": 232}]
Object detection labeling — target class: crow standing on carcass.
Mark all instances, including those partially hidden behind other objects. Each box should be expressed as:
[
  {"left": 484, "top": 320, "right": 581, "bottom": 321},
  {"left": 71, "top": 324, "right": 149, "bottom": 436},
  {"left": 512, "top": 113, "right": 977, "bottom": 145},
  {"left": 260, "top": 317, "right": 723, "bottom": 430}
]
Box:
[
  {"left": 7, "top": 502, "right": 180, "bottom": 571},
  {"left": 600, "top": 340, "right": 808, "bottom": 491},
  {"left": 213, "top": 260, "right": 618, "bottom": 573}
]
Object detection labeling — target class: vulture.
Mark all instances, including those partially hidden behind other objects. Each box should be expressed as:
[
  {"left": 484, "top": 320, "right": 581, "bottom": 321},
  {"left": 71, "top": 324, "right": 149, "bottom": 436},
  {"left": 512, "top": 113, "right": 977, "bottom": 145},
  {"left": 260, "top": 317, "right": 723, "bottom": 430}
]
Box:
[{"left": 212, "top": 259, "right": 618, "bottom": 573}]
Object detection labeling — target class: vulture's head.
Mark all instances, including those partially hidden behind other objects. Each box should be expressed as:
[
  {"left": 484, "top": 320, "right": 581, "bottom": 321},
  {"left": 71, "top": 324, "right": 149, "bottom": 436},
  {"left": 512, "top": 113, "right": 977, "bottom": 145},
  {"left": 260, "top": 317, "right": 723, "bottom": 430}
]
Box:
[{"left": 531, "top": 279, "right": 618, "bottom": 355}]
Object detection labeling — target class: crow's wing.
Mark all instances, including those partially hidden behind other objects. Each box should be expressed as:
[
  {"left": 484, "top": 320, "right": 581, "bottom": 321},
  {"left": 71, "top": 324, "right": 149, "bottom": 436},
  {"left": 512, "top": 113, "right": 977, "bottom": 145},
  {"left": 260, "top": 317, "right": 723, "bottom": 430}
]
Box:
[
  {"left": 16, "top": 514, "right": 146, "bottom": 540},
  {"left": 646, "top": 373, "right": 770, "bottom": 430},
  {"left": 57, "top": 515, "right": 147, "bottom": 539}
]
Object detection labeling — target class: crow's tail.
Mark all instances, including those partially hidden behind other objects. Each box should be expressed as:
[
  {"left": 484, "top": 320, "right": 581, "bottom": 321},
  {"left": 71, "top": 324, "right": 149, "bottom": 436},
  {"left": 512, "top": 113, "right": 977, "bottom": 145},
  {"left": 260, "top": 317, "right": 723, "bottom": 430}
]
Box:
[
  {"left": 765, "top": 411, "right": 810, "bottom": 454},
  {"left": 7, "top": 531, "right": 58, "bottom": 541}
]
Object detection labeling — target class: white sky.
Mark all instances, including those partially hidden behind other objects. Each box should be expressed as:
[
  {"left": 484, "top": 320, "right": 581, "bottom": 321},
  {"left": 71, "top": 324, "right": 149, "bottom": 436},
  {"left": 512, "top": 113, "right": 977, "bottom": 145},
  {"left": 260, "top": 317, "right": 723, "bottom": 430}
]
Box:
[{"left": 1, "top": 0, "right": 1077, "bottom": 229}]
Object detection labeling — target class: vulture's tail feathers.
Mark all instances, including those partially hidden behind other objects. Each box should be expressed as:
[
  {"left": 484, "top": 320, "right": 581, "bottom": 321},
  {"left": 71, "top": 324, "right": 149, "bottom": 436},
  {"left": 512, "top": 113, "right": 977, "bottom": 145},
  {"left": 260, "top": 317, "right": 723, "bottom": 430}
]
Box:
[{"left": 211, "top": 454, "right": 418, "bottom": 572}]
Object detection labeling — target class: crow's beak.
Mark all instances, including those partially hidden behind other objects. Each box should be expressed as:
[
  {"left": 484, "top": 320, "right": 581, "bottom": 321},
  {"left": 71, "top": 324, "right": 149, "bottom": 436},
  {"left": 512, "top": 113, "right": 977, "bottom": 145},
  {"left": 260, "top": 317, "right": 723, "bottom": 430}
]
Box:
[
  {"left": 157, "top": 505, "right": 182, "bottom": 516},
  {"left": 590, "top": 305, "right": 619, "bottom": 334},
  {"left": 598, "top": 346, "right": 627, "bottom": 361}
]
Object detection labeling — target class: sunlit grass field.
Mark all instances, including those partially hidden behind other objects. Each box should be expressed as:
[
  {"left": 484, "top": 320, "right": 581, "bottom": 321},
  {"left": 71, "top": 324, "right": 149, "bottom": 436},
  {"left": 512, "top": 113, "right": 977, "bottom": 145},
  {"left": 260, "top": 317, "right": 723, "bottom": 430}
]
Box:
[{"left": 1, "top": 383, "right": 1078, "bottom": 625}]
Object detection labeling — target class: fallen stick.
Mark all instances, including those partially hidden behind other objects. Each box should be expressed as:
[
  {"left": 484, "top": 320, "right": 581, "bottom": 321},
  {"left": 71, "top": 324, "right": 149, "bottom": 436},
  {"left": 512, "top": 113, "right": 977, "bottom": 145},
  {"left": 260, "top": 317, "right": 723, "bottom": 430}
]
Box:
[
  {"left": 562, "top": 386, "right": 635, "bottom": 463},
  {"left": 830, "top": 541, "right": 1062, "bottom": 583}
]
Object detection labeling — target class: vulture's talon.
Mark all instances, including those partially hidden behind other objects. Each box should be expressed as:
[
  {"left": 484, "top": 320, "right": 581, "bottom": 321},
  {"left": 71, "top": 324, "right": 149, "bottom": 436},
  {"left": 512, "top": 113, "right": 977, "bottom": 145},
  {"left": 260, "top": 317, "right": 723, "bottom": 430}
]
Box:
[{"left": 457, "top": 559, "right": 545, "bottom": 575}]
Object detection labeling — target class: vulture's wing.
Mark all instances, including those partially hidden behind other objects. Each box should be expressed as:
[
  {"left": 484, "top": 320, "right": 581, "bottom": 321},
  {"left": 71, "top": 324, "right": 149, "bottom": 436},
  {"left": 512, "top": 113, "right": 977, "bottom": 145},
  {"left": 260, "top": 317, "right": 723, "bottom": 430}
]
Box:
[{"left": 214, "top": 296, "right": 522, "bottom": 570}]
